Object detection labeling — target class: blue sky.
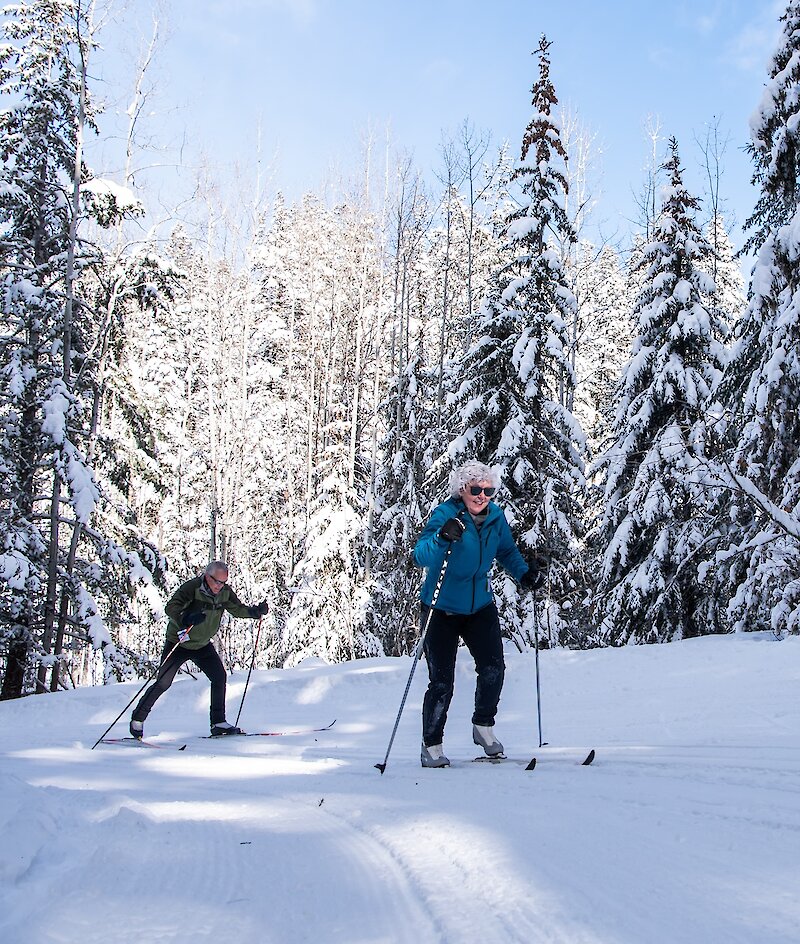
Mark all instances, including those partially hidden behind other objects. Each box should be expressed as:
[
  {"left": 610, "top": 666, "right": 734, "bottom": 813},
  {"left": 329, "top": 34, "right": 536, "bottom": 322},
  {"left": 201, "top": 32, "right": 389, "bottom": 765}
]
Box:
[{"left": 99, "top": 0, "right": 784, "bottom": 252}]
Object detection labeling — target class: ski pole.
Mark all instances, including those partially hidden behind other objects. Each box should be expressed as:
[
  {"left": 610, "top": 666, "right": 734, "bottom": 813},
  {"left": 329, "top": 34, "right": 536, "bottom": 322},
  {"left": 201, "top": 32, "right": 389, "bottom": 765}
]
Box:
[
  {"left": 91, "top": 639, "right": 183, "bottom": 749},
  {"left": 375, "top": 541, "right": 456, "bottom": 775},
  {"left": 532, "top": 586, "right": 546, "bottom": 747},
  {"left": 234, "top": 616, "right": 263, "bottom": 728}
]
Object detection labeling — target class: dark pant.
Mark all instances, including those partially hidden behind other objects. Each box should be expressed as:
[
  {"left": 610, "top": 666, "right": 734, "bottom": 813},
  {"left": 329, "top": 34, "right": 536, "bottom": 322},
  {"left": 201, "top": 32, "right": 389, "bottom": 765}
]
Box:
[
  {"left": 133, "top": 641, "right": 228, "bottom": 726},
  {"left": 421, "top": 603, "right": 505, "bottom": 747}
]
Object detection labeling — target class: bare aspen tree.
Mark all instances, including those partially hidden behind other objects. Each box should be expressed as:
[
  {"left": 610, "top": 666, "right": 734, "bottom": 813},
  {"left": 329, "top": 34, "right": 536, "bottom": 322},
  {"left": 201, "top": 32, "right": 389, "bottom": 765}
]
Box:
[
  {"left": 634, "top": 115, "right": 665, "bottom": 240},
  {"left": 456, "top": 120, "right": 494, "bottom": 349},
  {"left": 363, "top": 129, "right": 392, "bottom": 577},
  {"left": 434, "top": 136, "right": 465, "bottom": 425},
  {"left": 559, "top": 105, "right": 601, "bottom": 414},
  {"left": 695, "top": 115, "right": 733, "bottom": 284},
  {"left": 347, "top": 133, "right": 374, "bottom": 489}
]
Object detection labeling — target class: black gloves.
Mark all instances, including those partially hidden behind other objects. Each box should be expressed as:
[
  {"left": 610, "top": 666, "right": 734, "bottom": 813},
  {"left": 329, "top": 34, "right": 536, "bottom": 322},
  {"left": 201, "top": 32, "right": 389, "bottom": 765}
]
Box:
[
  {"left": 180, "top": 608, "right": 206, "bottom": 629},
  {"left": 520, "top": 554, "right": 548, "bottom": 591},
  {"left": 438, "top": 517, "right": 466, "bottom": 542},
  {"left": 248, "top": 599, "right": 269, "bottom": 618}
]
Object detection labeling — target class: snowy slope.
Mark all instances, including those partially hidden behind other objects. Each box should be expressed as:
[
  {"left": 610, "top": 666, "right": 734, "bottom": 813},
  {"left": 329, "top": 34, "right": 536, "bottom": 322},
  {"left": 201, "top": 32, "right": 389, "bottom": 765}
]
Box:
[{"left": 0, "top": 633, "right": 798, "bottom": 944}]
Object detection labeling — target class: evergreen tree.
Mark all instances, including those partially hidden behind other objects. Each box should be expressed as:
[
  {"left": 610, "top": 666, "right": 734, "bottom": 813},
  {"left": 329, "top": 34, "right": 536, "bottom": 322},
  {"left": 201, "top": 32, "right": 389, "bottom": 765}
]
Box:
[
  {"left": 742, "top": 2, "right": 800, "bottom": 256},
  {"left": 283, "top": 473, "right": 382, "bottom": 665},
  {"left": 369, "top": 344, "right": 438, "bottom": 655},
  {"left": 596, "top": 139, "right": 726, "bottom": 644},
  {"left": 0, "top": 0, "right": 164, "bottom": 696},
  {"left": 449, "top": 36, "right": 586, "bottom": 647},
  {"left": 713, "top": 2, "right": 800, "bottom": 635},
  {"left": 700, "top": 214, "right": 744, "bottom": 333},
  {"left": 572, "top": 242, "right": 635, "bottom": 456}
]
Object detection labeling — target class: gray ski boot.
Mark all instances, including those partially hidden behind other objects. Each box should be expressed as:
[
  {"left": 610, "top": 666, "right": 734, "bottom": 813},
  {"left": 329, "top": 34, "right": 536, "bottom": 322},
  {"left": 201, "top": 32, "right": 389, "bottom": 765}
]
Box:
[
  {"left": 472, "top": 724, "right": 504, "bottom": 757},
  {"left": 420, "top": 742, "right": 450, "bottom": 768}
]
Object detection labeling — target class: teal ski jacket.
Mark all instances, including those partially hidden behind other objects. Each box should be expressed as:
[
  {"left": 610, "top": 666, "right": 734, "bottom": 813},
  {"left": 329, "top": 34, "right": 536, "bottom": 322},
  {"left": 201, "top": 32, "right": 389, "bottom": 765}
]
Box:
[{"left": 413, "top": 497, "right": 529, "bottom": 615}]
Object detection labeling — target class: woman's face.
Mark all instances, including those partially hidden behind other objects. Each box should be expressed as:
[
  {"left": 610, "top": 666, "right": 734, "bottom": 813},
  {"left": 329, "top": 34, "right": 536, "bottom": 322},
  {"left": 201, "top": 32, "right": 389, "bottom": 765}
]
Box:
[{"left": 460, "top": 479, "right": 496, "bottom": 514}]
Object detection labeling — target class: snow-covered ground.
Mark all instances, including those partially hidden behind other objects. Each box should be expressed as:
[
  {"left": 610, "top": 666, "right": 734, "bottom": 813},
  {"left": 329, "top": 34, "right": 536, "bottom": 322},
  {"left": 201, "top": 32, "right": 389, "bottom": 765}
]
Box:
[{"left": 1, "top": 632, "right": 798, "bottom": 944}]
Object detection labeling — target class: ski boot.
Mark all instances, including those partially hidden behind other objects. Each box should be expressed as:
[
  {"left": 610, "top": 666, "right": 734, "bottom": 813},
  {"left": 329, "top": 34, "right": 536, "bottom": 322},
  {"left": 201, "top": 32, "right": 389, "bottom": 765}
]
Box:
[
  {"left": 420, "top": 742, "right": 450, "bottom": 768},
  {"left": 473, "top": 723, "right": 504, "bottom": 757},
  {"left": 210, "top": 721, "right": 245, "bottom": 737}
]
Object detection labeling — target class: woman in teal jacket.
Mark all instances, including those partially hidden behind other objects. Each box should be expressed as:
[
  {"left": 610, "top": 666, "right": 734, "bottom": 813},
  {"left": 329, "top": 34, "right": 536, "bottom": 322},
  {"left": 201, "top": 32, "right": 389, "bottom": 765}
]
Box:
[{"left": 414, "top": 461, "right": 542, "bottom": 767}]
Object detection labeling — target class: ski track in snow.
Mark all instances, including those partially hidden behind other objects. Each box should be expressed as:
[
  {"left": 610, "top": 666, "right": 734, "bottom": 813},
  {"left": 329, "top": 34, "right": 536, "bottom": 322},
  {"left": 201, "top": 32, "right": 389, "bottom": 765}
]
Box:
[
  {"left": 1, "top": 634, "right": 799, "bottom": 944},
  {"left": 0, "top": 766, "right": 435, "bottom": 944}
]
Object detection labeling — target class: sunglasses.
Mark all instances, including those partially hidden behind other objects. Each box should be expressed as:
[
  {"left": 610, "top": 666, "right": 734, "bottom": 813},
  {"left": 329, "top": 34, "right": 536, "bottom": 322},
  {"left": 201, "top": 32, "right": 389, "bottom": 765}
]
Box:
[{"left": 468, "top": 485, "right": 496, "bottom": 497}]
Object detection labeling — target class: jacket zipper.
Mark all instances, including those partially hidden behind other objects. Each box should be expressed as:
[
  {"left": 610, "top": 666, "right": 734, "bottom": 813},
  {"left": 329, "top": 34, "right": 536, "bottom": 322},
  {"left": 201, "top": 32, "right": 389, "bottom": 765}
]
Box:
[{"left": 471, "top": 518, "right": 489, "bottom": 611}]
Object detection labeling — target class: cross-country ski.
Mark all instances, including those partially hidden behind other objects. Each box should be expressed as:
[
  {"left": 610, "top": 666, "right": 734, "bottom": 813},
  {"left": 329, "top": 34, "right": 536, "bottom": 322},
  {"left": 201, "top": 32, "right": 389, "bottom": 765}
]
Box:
[
  {"left": 202, "top": 720, "right": 337, "bottom": 739},
  {"left": 467, "top": 748, "right": 595, "bottom": 768},
  {"left": 99, "top": 737, "right": 188, "bottom": 751},
  {"left": 524, "top": 748, "right": 596, "bottom": 769}
]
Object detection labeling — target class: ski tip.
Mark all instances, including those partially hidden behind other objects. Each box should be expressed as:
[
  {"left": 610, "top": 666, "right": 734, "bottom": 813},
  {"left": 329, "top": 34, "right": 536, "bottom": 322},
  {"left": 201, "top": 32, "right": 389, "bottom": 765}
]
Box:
[
  {"left": 582, "top": 749, "right": 596, "bottom": 765},
  {"left": 525, "top": 757, "right": 537, "bottom": 771},
  {"left": 179, "top": 744, "right": 187, "bottom": 751},
  {"left": 374, "top": 763, "right": 386, "bottom": 775}
]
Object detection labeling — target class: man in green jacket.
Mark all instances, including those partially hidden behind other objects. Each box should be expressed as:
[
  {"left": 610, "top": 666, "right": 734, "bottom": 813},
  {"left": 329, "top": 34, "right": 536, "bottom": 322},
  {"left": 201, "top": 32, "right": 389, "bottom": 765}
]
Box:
[{"left": 130, "top": 560, "right": 268, "bottom": 738}]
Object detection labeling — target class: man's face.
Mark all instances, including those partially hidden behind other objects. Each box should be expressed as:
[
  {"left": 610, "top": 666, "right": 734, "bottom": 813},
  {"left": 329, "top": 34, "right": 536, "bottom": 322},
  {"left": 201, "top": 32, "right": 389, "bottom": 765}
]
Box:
[{"left": 206, "top": 568, "right": 228, "bottom": 592}]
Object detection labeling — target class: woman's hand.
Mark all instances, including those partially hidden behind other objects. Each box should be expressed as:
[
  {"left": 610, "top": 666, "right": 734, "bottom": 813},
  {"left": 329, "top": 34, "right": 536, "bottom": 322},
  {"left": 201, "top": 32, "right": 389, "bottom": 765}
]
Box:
[{"left": 438, "top": 517, "right": 466, "bottom": 542}]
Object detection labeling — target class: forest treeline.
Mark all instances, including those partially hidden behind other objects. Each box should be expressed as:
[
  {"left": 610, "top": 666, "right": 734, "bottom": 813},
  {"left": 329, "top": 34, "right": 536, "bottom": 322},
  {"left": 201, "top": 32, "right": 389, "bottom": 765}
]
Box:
[{"left": 2, "top": 1, "right": 800, "bottom": 698}]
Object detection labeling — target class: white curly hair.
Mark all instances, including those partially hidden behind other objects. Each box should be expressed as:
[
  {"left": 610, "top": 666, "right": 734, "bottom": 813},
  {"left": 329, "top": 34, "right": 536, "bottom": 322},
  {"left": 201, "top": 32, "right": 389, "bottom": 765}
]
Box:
[{"left": 448, "top": 461, "right": 500, "bottom": 497}]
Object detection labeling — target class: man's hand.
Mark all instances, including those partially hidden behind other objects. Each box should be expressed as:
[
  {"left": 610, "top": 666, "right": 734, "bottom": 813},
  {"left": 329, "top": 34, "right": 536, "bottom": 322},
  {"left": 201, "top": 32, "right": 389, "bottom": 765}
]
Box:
[
  {"left": 180, "top": 608, "right": 206, "bottom": 629},
  {"left": 249, "top": 599, "right": 269, "bottom": 618}
]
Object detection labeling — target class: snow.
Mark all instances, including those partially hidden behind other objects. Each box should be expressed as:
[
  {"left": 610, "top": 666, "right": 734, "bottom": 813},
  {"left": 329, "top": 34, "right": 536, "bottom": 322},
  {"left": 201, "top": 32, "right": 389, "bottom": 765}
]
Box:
[
  {"left": 83, "top": 178, "right": 140, "bottom": 212},
  {"left": 41, "top": 382, "right": 70, "bottom": 445},
  {"left": 1, "top": 633, "right": 798, "bottom": 944}
]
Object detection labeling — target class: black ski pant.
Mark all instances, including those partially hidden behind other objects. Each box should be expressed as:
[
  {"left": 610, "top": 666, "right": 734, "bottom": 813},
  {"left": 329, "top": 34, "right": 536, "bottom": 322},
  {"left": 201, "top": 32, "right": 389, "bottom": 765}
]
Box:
[
  {"left": 421, "top": 602, "right": 505, "bottom": 748},
  {"left": 132, "top": 641, "right": 227, "bottom": 727}
]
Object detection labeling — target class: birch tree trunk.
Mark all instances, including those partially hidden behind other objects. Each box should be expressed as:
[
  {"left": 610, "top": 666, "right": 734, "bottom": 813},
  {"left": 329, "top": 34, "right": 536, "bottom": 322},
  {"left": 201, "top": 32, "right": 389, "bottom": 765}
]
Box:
[{"left": 363, "top": 139, "right": 391, "bottom": 576}]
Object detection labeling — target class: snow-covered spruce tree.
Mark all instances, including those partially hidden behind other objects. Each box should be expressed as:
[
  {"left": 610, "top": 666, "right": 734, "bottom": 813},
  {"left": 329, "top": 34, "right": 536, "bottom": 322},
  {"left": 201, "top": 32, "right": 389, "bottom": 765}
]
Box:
[
  {"left": 61, "top": 234, "right": 178, "bottom": 682},
  {"left": 712, "top": 2, "right": 800, "bottom": 636},
  {"left": 0, "top": 0, "right": 164, "bottom": 697},
  {"left": 449, "top": 36, "right": 587, "bottom": 648},
  {"left": 283, "top": 470, "right": 381, "bottom": 665},
  {"left": 595, "top": 138, "right": 727, "bottom": 645},
  {"left": 572, "top": 241, "right": 635, "bottom": 457},
  {"left": 742, "top": 2, "right": 800, "bottom": 258},
  {"left": 368, "top": 343, "right": 439, "bottom": 655},
  {"left": 700, "top": 214, "right": 744, "bottom": 333}
]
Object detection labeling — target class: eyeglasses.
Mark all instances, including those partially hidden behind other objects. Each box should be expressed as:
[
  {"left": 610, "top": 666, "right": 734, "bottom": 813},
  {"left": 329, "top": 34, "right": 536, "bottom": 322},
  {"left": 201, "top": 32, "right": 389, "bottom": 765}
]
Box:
[
  {"left": 206, "top": 574, "right": 227, "bottom": 587},
  {"left": 468, "top": 485, "right": 496, "bottom": 497}
]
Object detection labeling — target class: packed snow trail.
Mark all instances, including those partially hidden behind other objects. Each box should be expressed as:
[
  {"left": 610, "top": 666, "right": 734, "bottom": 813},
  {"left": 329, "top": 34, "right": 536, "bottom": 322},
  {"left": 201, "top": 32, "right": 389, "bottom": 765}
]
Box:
[{"left": 0, "top": 634, "right": 798, "bottom": 944}]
